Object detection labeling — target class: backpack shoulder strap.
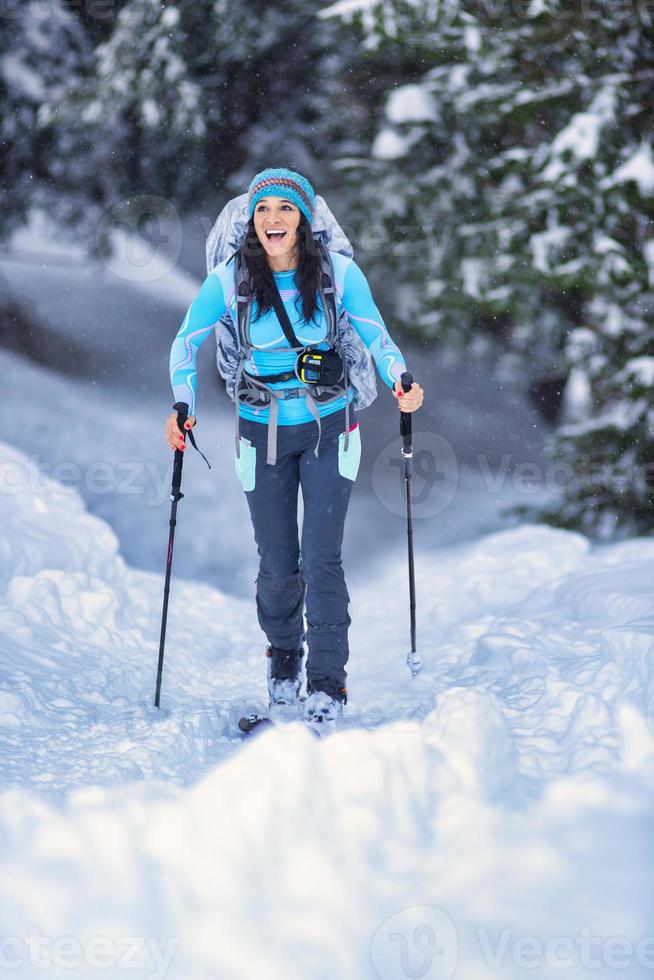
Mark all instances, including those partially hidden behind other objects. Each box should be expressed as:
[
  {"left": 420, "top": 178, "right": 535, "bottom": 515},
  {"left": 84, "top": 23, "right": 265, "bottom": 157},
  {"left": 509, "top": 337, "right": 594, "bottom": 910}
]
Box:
[
  {"left": 230, "top": 248, "right": 252, "bottom": 354},
  {"left": 317, "top": 242, "right": 339, "bottom": 347}
]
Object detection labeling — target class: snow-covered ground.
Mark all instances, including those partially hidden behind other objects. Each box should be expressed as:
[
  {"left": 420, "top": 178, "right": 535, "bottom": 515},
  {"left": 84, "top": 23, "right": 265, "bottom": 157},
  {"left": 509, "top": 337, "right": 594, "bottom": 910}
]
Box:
[{"left": 2, "top": 439, "right": 654, "bottom": 979}]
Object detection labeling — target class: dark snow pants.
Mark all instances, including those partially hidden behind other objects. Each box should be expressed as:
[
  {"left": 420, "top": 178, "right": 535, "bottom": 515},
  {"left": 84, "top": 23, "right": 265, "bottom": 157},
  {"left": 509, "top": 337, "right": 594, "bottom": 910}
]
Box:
[{"left": 235, "top": 405, "right": 362, "bottom": 691}]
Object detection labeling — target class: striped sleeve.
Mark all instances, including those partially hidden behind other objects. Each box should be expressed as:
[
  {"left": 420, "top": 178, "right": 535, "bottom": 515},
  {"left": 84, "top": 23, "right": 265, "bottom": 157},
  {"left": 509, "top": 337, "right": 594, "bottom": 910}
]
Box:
[
  {"left": 341, "top": 259, "right": 407, "bottom": 388},
  {"left": 169, "top": 271, "right": 227, "bottom": 415}
]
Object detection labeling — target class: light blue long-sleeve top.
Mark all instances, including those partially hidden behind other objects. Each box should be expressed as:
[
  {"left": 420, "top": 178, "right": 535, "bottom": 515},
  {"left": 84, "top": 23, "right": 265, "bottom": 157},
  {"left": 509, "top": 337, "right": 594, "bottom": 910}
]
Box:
[{"left": 169, "top": 249, "right": 407, "bottom": 424}]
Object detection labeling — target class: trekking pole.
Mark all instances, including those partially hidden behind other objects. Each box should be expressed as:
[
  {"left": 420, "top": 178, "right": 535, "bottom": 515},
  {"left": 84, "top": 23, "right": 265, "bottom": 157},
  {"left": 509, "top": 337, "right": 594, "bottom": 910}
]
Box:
[
  {"left": 154, "top": 401, "right": 213, "bottom": 708},
  {"left": 399, "top": 371, "right": 421, "bottom": 676}
]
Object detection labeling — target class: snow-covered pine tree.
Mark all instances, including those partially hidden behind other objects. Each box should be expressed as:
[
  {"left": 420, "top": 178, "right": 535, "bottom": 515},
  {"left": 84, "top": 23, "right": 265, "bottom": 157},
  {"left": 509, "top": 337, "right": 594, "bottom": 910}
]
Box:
[
  {"left": 325, "top": 0, "right": 654, "bottom": 538},
  {"left": 35, "top": 0, "right": 206, "bottom": 244},
  {"left": 0, "top": 0, "right": 91, "bottom": 240}
]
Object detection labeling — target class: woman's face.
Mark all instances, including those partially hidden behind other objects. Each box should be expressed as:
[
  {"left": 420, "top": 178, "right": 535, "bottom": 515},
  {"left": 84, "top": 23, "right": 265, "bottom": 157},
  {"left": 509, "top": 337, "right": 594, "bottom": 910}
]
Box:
[{"left": 253, "top": 196, "right": 301, "bottom": 266}]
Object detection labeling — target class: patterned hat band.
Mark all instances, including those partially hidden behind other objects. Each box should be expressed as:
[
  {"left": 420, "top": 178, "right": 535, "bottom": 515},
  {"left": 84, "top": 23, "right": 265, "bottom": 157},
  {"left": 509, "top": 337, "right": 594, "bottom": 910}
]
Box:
[{"left": 248, "top": 168, "right": 316, "bottom": 223}]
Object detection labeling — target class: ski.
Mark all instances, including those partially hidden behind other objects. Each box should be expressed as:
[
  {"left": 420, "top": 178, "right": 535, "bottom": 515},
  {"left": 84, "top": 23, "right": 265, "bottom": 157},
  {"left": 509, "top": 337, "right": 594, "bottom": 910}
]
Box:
[
  {"left": 237, "top": 713, "right": 275, "bottom": 735},
  {"left": 237, "top": 711, "right": 332, "bottom": 739}
]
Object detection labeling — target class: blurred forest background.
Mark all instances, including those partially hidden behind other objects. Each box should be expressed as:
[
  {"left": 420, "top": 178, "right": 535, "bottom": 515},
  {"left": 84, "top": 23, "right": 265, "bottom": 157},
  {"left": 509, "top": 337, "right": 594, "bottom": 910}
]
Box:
[{"left": 1, "top": 0, "right": 653, "bottom": 540}]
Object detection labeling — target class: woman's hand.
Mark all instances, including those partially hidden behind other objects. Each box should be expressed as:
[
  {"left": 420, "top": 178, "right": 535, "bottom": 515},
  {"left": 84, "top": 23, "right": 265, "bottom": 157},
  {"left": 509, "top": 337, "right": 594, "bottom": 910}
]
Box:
[
  {"left": 164, "top": 412, "right": 196, "bottom": 452},
  {"left": 392, "top": 380, "right": 424, "bottom": 413}
]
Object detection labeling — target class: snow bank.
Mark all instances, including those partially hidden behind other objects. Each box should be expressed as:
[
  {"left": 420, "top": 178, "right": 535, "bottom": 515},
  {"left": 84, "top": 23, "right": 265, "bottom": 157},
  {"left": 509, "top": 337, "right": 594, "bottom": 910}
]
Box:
[{"left": 2, "top": 443, "right": 654, "bottom": 978}]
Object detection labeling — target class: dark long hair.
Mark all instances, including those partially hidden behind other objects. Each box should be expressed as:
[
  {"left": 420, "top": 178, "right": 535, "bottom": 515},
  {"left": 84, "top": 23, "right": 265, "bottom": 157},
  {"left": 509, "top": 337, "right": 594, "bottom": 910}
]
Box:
[{"left": 241, "top": 211, "right": 322, "bottom": 325}]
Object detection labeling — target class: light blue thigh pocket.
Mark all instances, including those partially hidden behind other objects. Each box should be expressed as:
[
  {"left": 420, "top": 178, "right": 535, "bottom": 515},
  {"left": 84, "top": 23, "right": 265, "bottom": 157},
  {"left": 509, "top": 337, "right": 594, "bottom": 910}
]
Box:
[
  {"left": 338, "top": 423, "right": 362, "bottom": 482},
  {"left": 235, "top": 437, "right": 256, "bottom": 492}
]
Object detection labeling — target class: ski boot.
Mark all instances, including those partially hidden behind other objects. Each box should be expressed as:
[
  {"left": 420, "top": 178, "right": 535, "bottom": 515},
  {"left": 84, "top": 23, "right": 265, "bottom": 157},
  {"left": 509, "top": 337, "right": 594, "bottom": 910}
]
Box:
[
  {"left": 266, "top": 642, "right": 305, "bottom": 722},
  {"left": 303, "top": 677, "right": 347, "bottom": 737}
]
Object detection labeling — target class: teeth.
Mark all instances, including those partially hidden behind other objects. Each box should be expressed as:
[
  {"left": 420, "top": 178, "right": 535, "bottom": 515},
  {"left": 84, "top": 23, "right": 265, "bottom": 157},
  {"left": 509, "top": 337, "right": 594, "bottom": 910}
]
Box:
[{"left": 266, "top": 230, "right": 286, "bottom": 237}]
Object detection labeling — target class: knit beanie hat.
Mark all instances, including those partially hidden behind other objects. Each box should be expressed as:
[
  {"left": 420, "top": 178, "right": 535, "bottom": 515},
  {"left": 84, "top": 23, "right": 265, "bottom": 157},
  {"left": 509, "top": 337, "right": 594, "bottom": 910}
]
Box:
[{"left": 247, "top": 168, "right": 316, "bottom": 223}]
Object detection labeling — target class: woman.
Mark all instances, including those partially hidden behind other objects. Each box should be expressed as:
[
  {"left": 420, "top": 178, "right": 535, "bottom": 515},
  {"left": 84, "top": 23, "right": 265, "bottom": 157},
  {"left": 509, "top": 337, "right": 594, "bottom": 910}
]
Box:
[{"left": 165, "top": 167, "right": 424, "bottom": 732}]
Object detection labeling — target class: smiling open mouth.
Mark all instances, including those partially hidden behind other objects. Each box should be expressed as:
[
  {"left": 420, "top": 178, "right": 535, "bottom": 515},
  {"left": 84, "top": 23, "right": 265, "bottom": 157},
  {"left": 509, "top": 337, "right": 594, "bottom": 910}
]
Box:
[{"left": 265, "top": 230, "right": 287, "bottom": 241}]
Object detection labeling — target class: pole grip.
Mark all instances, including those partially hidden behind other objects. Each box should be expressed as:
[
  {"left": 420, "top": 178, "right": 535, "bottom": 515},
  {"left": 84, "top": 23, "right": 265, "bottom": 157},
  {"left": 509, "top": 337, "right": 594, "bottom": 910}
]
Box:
[
  {"left": 171, "top": 401, "right": 189, "bottom": 500},
  {"left": 399, "top": 371, "right": 413, "bottom": 457}
]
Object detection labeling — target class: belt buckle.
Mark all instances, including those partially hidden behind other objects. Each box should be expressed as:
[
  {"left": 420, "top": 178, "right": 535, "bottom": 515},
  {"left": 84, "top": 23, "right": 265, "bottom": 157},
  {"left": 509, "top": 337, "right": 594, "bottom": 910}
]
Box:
[{"left": 283, "top": 387, "right": 299, "bottom": 400}]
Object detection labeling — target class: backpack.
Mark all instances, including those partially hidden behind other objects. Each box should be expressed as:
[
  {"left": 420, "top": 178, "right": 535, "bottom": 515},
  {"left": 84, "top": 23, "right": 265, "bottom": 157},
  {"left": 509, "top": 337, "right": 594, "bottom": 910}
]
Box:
[{"left": 205, "top": 193, "right": 377, "bottom": 465}]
